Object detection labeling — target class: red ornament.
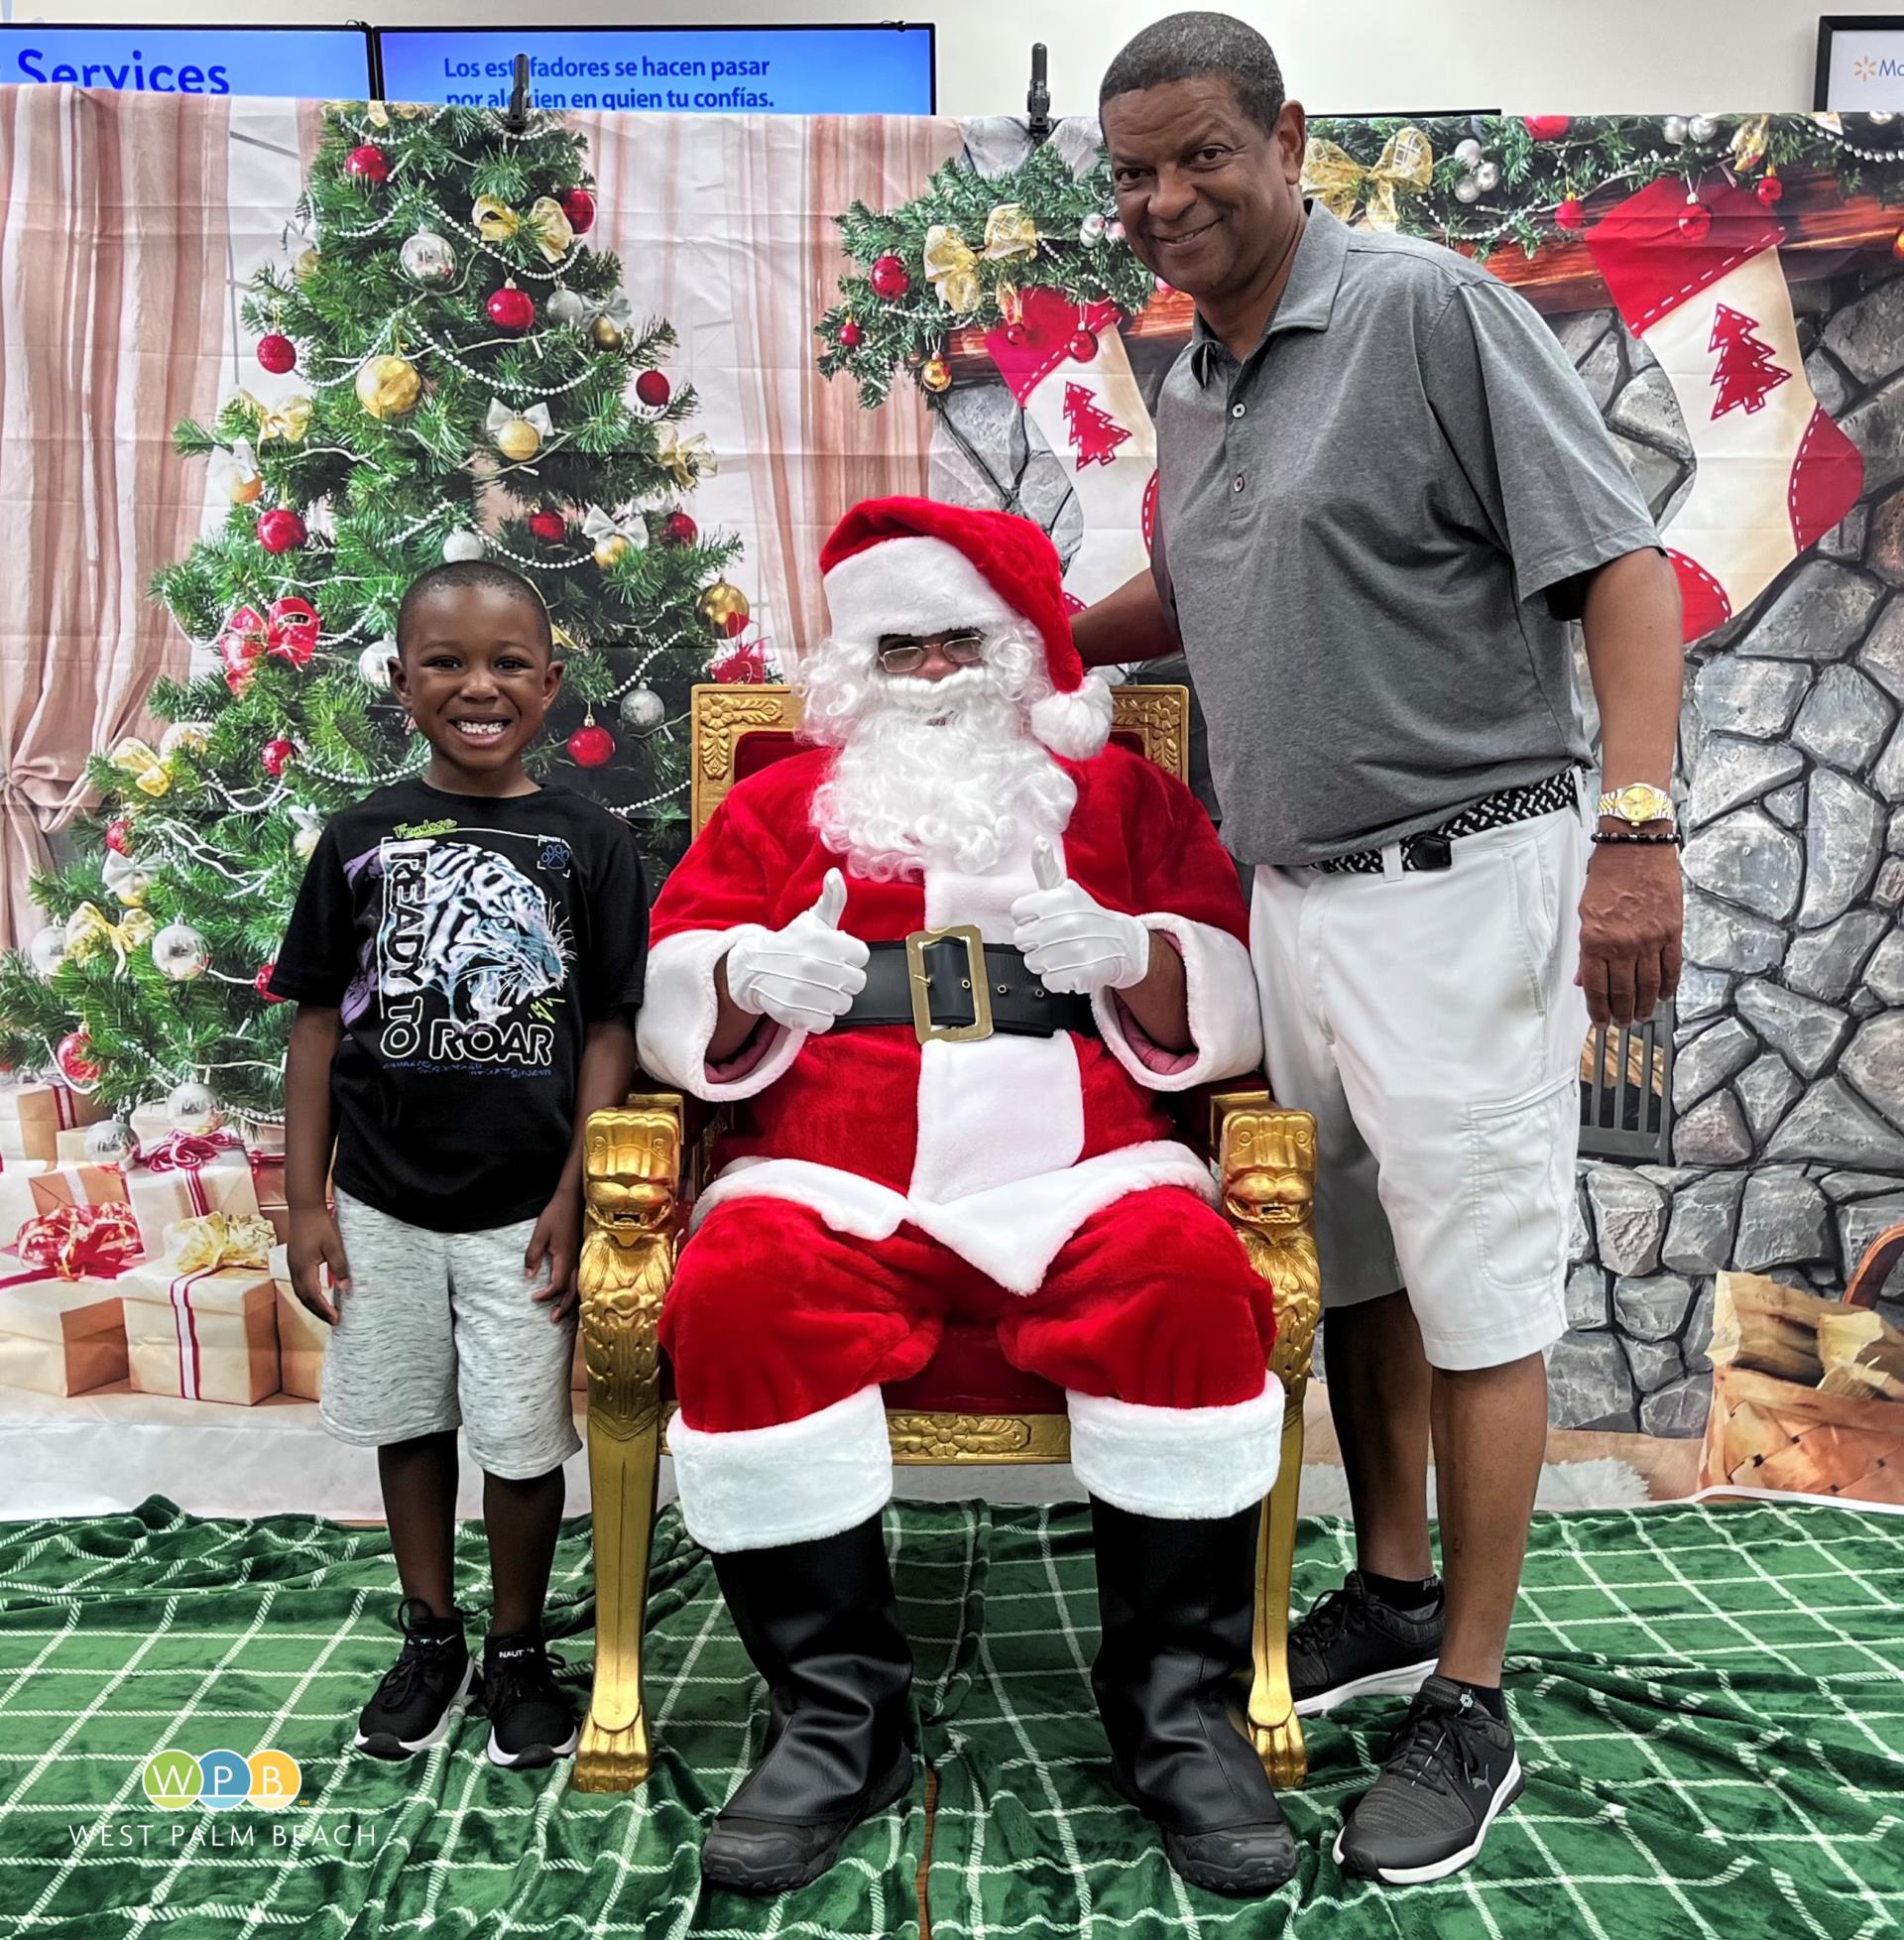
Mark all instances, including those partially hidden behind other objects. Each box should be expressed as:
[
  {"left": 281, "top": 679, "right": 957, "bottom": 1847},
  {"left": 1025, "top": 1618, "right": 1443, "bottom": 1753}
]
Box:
[
  {"left": 1555, "top": 197, "right": 1587, "bottom": 233},
  {"left": 635, "top": 369, "right": 672, "bottom": 410},
  {"left": 1522, "top": 115, "right": 1572, "bottom": 142},
  {"left": 712, "top": 641, "right": 769, "bottom": 685},
  {"left": 256, "top": 333, "right": 297, "bottom": 375},
  {"left": 104, "top": 817, "right": 133, "bottom": 857},
  {"left": 56, "top": 1031, "right": 98, "bottom": 1085},
  {"left": 870, "top": 253, "right": 910, "bottom": 301},
  {"left": 1068, "top": 330, "right": 1099, "bottom": 362},
  {"left": 255, "top": 962, "right": 286, "bottom": 1004},
  {"left": 1755, "top": 172, "right": 1784, "bottom": 207},
  {"left": 839, "top": 318, "right": 863, "bottom": 348},
  {"left": 487, "top": 282, "right": 536, "bottom": 333},
  {"left": 344, "top": 144, "right": 390, "bottom": 183},
  {"left": 1678, "top": 197, "right": 1713, "bottom": 242},
  {"left": 1005, "top": 323, "right": 1028, "bottom": 348},
  {"left": 257, "top": 507, "right": 307, "bottom": 554},
  {"left": 260, "top": 738, "right": 297, "bottom": 778},
  {"left": 558, "top": 186, "right": 596, "bottom": 234},
  {"left": 665, "top": 511, "right": 699, "bottom": 546},
  {"left": 566, "top": 719, "right": 615, "bottom": 768},
  {"left": 528, "top": 509, "right": 568, "bottom": 543}
]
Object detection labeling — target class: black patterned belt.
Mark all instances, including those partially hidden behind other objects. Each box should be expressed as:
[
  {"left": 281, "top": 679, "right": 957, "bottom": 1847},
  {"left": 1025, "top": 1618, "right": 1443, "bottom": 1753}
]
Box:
[
  {"left": 838, "top": 929, "right": 1099, "bottom": 1044},
  {"left": 1311, "top": 770, "right": 1580, "bottom": 876}
]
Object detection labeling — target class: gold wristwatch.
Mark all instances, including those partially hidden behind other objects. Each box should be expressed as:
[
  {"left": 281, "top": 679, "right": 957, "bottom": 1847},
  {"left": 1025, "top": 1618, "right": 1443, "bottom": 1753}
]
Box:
[{"left": 1596, "top": 783, "right": 1677, "bottom": 827}]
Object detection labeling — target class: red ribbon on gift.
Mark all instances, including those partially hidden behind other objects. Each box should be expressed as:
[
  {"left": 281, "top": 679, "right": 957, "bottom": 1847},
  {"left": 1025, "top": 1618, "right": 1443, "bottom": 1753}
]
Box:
[
  {"left": 132, "top": 1128, "right": 243, "bottom": 1217},
  {"left": 218, "top": 598, "right": 320, "bottom": 695},
  {"left": 168, "top": 1267, "right": 217, "bottom": 1400},
  {"left": 10, "top": 1202, "right": 141, "bottom": 1280}
]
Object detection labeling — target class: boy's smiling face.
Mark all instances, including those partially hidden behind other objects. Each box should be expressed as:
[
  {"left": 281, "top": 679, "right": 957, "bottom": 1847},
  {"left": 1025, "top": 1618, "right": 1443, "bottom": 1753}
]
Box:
[{"left": 392, "top": 580, "right": 563, "bottom": 793}]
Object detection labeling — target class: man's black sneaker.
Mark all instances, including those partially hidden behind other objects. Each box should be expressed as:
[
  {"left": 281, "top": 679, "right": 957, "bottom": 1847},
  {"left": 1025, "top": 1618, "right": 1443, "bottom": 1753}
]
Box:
[
  {"left": 1333, "top": 1676, "right": 1524, "bottom": 1885},
  {"left": 482, "top": 1629, "right": 579, "bottom": 1769},
  {"left": 354, "top": 1598, "right": 476, "bottom": 1759},
  {"left": 1289, "top": 1571, "right": 1442, "bottom": 1717}
]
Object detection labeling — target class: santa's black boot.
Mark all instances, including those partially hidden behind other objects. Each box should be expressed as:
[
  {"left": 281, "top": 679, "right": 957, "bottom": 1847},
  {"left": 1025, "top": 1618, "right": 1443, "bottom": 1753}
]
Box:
[
  {"left": 1090, "top": 1497, "right": 1298, "bottom": 1896},
  {"left": 700, "top": 1514, "right": 915, "bottom": 1894}
]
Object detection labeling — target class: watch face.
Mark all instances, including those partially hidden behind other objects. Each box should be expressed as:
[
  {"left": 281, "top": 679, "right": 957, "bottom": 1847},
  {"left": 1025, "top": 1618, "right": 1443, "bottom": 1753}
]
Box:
[{"left": 1615, "top": 785, "right": 1670, "bottom": 821}]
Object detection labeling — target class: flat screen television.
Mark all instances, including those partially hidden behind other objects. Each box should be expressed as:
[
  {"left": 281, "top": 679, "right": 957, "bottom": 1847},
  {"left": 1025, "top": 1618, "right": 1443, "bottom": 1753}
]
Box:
[{"left": 0, "top": 23, "right": 373, "bottom": 101}]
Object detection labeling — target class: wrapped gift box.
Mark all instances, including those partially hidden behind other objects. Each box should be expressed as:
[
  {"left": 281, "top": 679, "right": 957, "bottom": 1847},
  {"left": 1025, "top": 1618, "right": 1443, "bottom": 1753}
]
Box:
[
  {"left": 0, "top": 1265, "right": 129, "bottom": 1396},
  {"left": 120, "top": 1135, "right": 258, "bottom": 1255},
  {"left": 0, "top": 1161, "right": 52, "bottom": 1243},
  {"left": 0, "top": 1082, "right": 105, "bottom": 1164},
  {"left": 27, "top": 1163, "right": 132, "bottom": 1220},
  {"left": 268, "top": 1242, "right": 327, "bottom": 1401},
  {"left": 121, "top": 1254, "right": 280, "bottom": 1405},
  {"left": 252, "top": 1153, "right": 291, "bottom": 1243}
]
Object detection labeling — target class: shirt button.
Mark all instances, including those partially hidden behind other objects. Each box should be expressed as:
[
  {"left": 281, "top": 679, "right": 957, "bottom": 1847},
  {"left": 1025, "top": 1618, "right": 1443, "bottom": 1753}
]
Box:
[
  {"left": 1232, "top": 403, "right": 1247, "bottom": 419},
  {"left": 1232, "top": 474, "right": 1246, "bottom": 493}
]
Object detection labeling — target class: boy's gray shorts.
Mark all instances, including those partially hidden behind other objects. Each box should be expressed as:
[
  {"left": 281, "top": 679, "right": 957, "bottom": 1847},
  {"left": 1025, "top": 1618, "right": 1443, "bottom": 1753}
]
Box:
[{"left": 322, "top": 1186, "right": 582, "bottom": 1481}]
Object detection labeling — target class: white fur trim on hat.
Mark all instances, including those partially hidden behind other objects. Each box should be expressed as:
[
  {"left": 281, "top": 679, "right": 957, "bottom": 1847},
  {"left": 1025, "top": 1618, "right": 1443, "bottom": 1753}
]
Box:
[
  {"left": 822, "top": 534, "right": 1023, "bottom": 649},
  {"left": 1028, "top": 673, "right": 1114, "bottom": 759}
]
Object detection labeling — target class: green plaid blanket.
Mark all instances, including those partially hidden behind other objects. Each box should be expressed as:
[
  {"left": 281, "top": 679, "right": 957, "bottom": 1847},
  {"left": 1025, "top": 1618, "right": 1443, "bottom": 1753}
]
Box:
[{"left": 0, "top": 1497, "right": 1899, "bottom": 1939}]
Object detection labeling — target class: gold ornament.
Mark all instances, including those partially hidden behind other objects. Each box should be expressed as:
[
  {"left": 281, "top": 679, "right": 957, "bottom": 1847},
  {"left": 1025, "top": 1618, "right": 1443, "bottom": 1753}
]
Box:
[
  {"left": 920, "top": 354, "right": 952, "bottom": 394},
  {"left": 472, "top": 193, "right": 574, "bottom": 264},
  {"left": 212, "top": 437, "right": 263, "bottom": 505},
  {"left": 982, "top": 201, "right": 1039, "bottom": 262},
  {"left": 1301, "top": 126, "right": 1433, "bottom": 231},
  {"left": 355, "top": 353, "right": 421, "bottom": 421},
  {"left": 583, "top": 506, "right": 647, "bottom": 567},
  {"left": 160, "top": 721, "right": 210, "bottom": 757},
  {"left": 237, "top": 390, "right": 310, "bottom": 444},
  {"left": 593, "top": 534, "right": 632, "bottom": 569},
  {"left": 295, "top": 247, "right": 321, "bottom": 282},
  {"left": 363, "top": 101, "right": 391, "bottom": 130},
  {"left": 62, "top": 903, "right": 155, "bottom": 974},
  {"left": 109, "top": 737, "right": 172, "bottom": 798},
  {"left": 590, "top": 313, "right": 624, "bottom": 352},
  {"left": 654, "top": 426, "right": 715, "bottom": 491},
  {"left": 487, "top": 396, "right": 552, "bottom": 462},
  {"left": 923, "top": 223, "right": 981, "bottom": 315},
  {"left": 696, "top": 579, "right": 751, "bottom": 634},
  {"left": 1729, "top": 114, "right": 1771, "bottom": 172}
]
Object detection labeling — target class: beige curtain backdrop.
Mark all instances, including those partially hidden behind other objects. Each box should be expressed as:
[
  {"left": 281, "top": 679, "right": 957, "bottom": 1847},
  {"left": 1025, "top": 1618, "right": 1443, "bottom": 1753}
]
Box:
[{"left": 0, "top": 86, "right": 231, "bottom": 950}]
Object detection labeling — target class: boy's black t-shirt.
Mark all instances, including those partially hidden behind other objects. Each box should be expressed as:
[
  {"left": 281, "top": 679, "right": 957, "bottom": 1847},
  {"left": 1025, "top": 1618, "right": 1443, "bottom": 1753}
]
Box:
[{"left": 269, "top": 780, "right": 648, "bottom": 1234}]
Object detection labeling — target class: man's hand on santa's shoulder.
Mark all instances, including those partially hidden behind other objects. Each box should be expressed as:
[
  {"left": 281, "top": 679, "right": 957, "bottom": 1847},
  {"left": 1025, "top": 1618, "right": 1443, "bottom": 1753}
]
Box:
[
  {"left": 1011, "top": 849, "right": 1150, "bottom": 997},
  {"left": 723, "top": 868, "right": 871, "bottom": 1035}
]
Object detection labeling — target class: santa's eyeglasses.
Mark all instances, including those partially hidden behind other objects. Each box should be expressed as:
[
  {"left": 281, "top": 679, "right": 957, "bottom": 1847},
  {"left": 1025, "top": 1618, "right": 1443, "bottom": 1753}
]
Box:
[{"left": 875, "top": 630, "right": 986, "bottom": 673}]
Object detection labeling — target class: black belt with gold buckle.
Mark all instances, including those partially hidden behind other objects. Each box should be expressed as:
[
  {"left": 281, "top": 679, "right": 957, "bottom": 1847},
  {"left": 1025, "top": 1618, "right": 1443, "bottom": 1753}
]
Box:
[{"left": 836, "top": 928, "right": 1100, "bottom": 1044}]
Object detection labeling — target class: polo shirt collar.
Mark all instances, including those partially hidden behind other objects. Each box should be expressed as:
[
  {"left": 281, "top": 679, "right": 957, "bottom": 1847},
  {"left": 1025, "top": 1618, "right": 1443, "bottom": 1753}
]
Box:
[{"left": 1189, "top": 200, "right": 1352, "bottom": 385}]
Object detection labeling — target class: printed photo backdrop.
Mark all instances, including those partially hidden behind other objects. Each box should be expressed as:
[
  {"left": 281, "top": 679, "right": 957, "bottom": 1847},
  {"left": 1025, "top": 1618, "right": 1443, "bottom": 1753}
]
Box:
[{"left": 0, "top": 90, "right": 1898, "bottom": 1516}]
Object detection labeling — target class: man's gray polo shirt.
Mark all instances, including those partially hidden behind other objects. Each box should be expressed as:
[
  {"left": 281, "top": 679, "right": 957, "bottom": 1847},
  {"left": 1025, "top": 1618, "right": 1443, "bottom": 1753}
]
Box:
[{"left": 1151, "top": 200, "right": 1661, "bottom": 869}]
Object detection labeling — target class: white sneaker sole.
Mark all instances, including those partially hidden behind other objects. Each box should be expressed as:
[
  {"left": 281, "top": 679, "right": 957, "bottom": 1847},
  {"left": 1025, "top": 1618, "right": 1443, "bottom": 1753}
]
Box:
[
  {"left": 353, "top": 1656, "right": 478, "bottom": 1758},
  {"left": 1333, "top": 1755, "right": 1524, "bottom": 1885},
  {"left": 1295, "top": 1658, "right": 1439, "bottom": 1718},
  {"left": 486, "top": 1721, "right": 580, "bottom": 1768}
]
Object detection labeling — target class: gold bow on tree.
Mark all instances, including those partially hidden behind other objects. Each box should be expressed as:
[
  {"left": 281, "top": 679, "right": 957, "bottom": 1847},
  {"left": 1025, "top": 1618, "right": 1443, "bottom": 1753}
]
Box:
[
  {"left": 63, "top": 902, "right": 156, "bottom": 973},
  {"left": 982, "top": 202, "right": 1039, "bottom": 262},
  {"left": 654, "top": 426, "right": 715, "bottom": 490},
  {"left": 164, "top": 1211, "right": 277, "bottom": 1275},
  {"left": 237, "top": 390, "right": 310, "bottom": 444},
  {"left": 109, "top": 738, "right": 172, "bottom": 798},
  {"left": 472, "top": 194, "right": 574, "bottom": 265},
  {"left": 1301, "top": 127, "right": 1434, "bottom": 231},
  {"left": 923, "top": 224, "right": 981, "bottom": 315}
]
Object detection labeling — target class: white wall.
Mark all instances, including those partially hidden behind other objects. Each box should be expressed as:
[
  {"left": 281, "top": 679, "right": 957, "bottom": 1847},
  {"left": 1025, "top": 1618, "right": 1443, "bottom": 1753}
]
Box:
[{"left": 29, "top": 0, "right": 1819, "bottom": 118}]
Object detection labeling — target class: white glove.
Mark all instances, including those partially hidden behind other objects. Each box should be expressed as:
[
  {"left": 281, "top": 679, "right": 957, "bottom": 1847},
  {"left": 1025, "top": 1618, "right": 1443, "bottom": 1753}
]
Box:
[
  {"left": 722, "top": 869, "right": 869, "bottom": 1035},
  {"left": 1009, "top": 840, "right": 1151, "bottom": 996}
]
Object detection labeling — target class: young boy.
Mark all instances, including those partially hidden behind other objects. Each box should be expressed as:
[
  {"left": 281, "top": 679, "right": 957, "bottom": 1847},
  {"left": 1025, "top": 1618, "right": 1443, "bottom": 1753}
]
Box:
[{"left": 269, "top": 560, "right": 646, "bottom": 1770}]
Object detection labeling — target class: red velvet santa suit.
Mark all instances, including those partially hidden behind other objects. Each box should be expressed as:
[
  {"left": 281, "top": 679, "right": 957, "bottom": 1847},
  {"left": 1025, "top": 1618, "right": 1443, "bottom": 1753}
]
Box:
[{"left": 637, "top": 506, "right": 1280, "bottom": 1554}]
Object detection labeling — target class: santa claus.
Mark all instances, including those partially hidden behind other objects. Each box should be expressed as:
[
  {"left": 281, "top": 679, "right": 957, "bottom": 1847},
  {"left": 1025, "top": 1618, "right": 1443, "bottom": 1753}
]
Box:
[{"left": 637, "top": 497, "right": 1292, "bottom": 1896}]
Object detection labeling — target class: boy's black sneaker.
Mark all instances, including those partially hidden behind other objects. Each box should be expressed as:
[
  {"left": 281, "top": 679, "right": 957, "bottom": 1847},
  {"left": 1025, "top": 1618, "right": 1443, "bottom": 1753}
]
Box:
[
  {"left": 354, "top": 1598, "right": 476, "bottom": 1759},
  {"left": 1333, "top": 1676, "right": 1523, "bottom": 1885},
  {"left": 483, "top": 1629, "right": 579, "bottom": 1769},
  {"left": 1289, "top": 1570, "right": 1442, "bottom": 1717}
]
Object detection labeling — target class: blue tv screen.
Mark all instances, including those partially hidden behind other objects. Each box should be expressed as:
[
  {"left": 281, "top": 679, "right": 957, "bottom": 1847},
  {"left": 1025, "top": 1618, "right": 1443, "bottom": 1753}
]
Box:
[
  {"left": 0, "top": 25, "right": 373, "bottom": 101},
  {"left": 377, "top": 25, "right": 935, "bottom": 116}
]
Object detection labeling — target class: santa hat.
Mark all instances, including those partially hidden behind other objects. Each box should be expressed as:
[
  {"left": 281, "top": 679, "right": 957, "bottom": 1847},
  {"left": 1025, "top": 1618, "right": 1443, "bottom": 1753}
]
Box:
[{"left": 817, "top": 496, "right": 1114, "bottom": 761}]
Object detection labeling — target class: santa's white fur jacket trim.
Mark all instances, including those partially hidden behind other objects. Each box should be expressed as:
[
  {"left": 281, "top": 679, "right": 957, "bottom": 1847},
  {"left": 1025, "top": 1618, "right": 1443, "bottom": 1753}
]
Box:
[
  {"left": 636, "top": 927, "right": 802, "bottom": 1102},
  {"left": 1094, "top": 913, "right": 1262, "bottom": 1090},
  {"left": 1067, "top": 1384, "right": 1283, "bottom": 1519},
  {"left": 667, "top": 1386, "right": 892, "bottom": 1553}
]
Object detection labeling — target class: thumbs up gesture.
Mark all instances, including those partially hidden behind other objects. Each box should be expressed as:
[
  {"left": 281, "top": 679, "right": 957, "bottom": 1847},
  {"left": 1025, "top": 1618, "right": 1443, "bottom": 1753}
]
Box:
[
  {"left": 1010, "top": 841, "right": 1151, "bottom": 995},
  {"left": 723, "top": 868, "right": 871, "bottom": 1035}
]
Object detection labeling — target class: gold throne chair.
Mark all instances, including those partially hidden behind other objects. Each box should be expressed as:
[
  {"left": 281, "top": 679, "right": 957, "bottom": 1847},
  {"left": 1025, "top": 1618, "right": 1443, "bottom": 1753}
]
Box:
[{"left": 573, "top": 683, "right": 1322, "bottom": 1794}]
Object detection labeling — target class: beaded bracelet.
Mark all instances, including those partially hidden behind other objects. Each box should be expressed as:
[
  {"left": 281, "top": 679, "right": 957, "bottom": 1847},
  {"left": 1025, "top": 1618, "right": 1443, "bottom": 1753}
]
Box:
[{"left": 1591, "top": 829, "right": 1684, "bottom": 847}]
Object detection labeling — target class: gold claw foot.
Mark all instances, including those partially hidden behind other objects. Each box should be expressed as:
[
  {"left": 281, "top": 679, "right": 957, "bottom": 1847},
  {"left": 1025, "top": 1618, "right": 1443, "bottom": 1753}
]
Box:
[
  {"left": 1250, "top": 1709, "right": 1307, "bottom": 1790},
  {"left": 575, "top": 1716, "right": 654, "bottom": 1793}
]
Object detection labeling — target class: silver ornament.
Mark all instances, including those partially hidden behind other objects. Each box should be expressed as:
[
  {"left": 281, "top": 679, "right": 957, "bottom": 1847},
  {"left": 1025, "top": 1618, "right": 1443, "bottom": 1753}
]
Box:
[
  {"left": 1454, "top": 137, "right": 1484, "bottom": 169},
  {"left": 151, "top": 921, "right": 210, "bottom": 982},
  {"left": 1687, "top": 114, "right": 1718, "bottom": 144},
  {"left": 619, "top": 684, "right": 666, "bottom": 733},
  {"left": 546, "top": 286, "right": 591, "bottom": 327},
  {"left": 1454, "top": 175, "right": 1483, "bottom": 205},
  {"left": 160, "top": 720, "right": 212, "bottom": 758},
  {"left": 165, "top": 1079, "right": 220, "bottom": 1135},
  {"left": 28, "top": 923, "right": 67, "bottom": 978},
  {"left": 442, "top": 530, "right": 485, "bottom": 562},
  {"left": 359, "top": 638, "right": 396, "bottom": 688},
  {"left": 1078, "top": 211, "right": 1108, "bottom": 246},
  {"left": 84, "top": 1118, "right": 136, "bottom": 1165},
  {"left": 1872, "top": 110, "right": 1897, "bottom": 126},
  {"left": 1474, "top": 160, "right": 1500, "bottom": 192},
  {"left": 1663, "top": 114, "right": 1689, "bottom": 145},
  {"left": 399, "top": 229, "right": 456, "bottom": 286}
]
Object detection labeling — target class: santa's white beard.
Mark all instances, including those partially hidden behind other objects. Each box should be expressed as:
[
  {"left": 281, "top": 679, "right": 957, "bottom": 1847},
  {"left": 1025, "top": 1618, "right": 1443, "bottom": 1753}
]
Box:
[{"left": 799, "top": 644, "right": 1076, "bottom": 882}]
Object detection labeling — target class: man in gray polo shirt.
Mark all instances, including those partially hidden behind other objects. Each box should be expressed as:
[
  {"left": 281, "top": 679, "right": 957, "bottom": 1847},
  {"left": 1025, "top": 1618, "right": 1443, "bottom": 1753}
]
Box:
[{"left": 1082, "top": 13, "right": 1686, "bottom": 1889}]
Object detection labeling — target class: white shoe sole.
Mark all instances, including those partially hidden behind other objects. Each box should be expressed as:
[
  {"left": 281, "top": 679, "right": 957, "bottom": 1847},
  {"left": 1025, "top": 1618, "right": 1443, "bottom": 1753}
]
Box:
[
  {"left": 1295, "top": 1658, "right": 1439, "bottom": 1718},
  {"left": 486, "top": 1722, "right": 580, "bottom": 1768},
  {"left": 1333, "top": 1754, "right": 1524, "bottom": 1885},
  {"left": 353, "top": 1656, "right": 478, "bottom": 1758}
]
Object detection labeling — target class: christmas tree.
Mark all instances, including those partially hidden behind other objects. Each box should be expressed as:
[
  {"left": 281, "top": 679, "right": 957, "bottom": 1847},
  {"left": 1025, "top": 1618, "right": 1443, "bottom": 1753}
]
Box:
[
  {"left": 1707, "top": 302, "right": 1792, "bottom": 420},
  {"left": 0, "top": 100, "right": 751, "bottom": 1137}
]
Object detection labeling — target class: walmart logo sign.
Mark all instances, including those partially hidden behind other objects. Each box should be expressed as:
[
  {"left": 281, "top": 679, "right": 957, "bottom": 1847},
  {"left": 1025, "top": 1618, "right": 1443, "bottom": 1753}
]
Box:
[{"left": 142, "top": 1748, "right": 300, "bottom": 1810}]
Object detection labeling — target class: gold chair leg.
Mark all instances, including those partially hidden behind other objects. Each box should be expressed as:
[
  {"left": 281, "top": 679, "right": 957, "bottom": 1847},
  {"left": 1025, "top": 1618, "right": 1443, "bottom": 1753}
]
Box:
[
  {"left": 573, "top": 1099, "right": 680, "bottom": 1793},
  {"left": 1248, "top": 1392, "right": 1308, "bottom": 1786}
]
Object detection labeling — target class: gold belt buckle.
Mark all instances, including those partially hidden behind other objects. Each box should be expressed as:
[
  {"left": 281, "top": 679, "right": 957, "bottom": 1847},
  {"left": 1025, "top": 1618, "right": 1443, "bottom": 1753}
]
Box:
[{"left": 904, "top": 924, "right": 994, "bottom": 1044}]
